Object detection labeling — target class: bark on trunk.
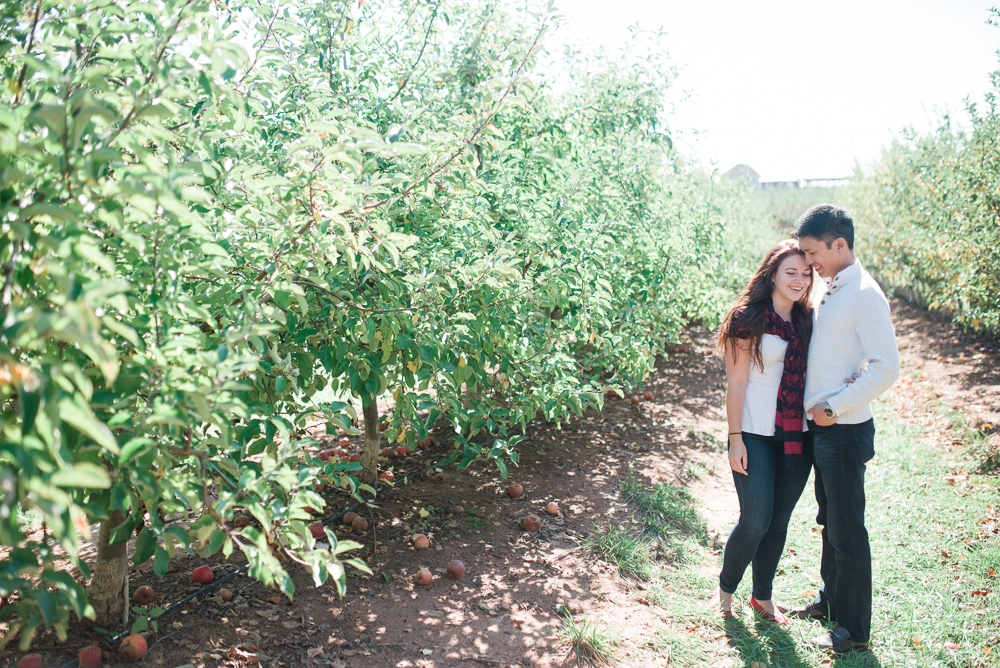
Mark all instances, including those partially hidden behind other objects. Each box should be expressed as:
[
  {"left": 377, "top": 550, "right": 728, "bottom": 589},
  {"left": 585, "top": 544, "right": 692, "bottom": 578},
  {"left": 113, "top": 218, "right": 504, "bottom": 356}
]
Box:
[
  {"left": 359, "top": 399, "right": 380, "bottom": 486},
  {"left": 85, "top": 509, "right": 129, "bottom": 629}
]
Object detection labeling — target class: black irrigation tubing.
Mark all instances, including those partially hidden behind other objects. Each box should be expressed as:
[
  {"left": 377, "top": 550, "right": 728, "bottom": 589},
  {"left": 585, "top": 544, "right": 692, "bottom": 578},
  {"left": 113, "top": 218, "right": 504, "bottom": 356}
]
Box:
[{"left": 54, "top": 421, "right": 544, "bottom": 668}]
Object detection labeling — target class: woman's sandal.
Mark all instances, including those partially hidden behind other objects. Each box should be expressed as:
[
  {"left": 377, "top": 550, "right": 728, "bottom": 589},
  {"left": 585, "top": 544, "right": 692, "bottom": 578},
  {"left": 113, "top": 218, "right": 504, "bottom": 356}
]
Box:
[{"left": 749, "top": 596, "right": 790, "bottom": 624}]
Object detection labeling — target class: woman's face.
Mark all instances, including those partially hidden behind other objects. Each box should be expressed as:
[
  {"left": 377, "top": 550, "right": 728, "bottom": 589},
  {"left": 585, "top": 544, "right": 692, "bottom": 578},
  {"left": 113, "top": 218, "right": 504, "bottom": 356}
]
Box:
[{"left": 772, "top": 253, "right": 812, "bottom": 305}]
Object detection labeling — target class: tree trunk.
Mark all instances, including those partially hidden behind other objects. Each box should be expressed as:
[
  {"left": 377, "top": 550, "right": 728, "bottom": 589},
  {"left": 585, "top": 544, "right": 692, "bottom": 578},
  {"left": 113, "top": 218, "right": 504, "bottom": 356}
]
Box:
[
  {"left": 86, "top": 509, "right": 129, "bottom": 629},
  {"left": 359, "top": 399, "right": 380, "bottom": 486}
]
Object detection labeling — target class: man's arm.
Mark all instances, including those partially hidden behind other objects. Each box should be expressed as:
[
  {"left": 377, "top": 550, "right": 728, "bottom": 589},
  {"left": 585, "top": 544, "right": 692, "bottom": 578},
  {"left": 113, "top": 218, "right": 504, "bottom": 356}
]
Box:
[{"left": 824, "top": 290, "right": 900, "bottom": 417}]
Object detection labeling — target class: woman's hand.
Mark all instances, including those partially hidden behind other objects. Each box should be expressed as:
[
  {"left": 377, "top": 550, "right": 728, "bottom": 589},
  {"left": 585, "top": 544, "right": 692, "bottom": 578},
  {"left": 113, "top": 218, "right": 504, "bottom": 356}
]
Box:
[{"left": 728, "top": 434, "right": 748, "bottom": 475}]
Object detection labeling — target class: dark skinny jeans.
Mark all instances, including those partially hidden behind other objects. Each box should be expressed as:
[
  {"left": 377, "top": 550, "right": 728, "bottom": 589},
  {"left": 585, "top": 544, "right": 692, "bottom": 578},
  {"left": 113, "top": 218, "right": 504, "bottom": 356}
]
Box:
[{"left": 719, "top": 431, "right": 813, "bottom": 601}]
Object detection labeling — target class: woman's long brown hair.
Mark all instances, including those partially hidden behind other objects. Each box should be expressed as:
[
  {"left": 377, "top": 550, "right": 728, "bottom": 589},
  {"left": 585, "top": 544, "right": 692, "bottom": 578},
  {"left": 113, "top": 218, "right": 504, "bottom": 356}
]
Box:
[{"left": 717, "top": 239, "right": 814, "bottom": 370}]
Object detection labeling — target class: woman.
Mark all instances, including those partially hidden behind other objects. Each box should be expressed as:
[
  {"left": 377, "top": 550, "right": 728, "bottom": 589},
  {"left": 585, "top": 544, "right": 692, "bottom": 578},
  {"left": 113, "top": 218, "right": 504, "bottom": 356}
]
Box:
[{"left": 710, "top": 239, "right": 814, "bottom": 624}]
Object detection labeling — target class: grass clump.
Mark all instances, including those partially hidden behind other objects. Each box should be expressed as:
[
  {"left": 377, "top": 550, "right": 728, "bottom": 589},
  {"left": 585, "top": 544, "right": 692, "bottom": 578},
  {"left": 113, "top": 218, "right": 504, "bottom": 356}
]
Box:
[
  {"left": 558, "top": 611, "right": 619, "bottom": 666},
  {"left": 582, "top": 525, "right": 655, "bottom": 581},
  {"left": 621, "top": 470, "right": 707, "bottom": 542}
]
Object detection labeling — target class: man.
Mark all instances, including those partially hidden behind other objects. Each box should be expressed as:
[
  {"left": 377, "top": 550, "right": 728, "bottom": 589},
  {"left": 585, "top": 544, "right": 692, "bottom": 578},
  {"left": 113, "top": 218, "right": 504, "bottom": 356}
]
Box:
[{"left": 791, "top": 204, "right": 900, "bottom": 652}]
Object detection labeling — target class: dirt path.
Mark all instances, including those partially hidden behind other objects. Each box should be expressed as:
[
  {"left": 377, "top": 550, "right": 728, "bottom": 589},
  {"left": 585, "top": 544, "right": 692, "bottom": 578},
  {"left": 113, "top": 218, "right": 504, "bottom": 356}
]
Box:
[{"left": 3, "top": 298, "right": 996, "bottom": 668}]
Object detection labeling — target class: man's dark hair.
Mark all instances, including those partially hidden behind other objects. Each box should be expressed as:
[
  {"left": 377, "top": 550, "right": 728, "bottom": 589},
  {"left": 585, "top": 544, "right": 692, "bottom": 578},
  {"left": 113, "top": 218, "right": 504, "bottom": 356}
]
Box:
[{"left": 792, "top": 204, "right": 854, "bottom": 249}]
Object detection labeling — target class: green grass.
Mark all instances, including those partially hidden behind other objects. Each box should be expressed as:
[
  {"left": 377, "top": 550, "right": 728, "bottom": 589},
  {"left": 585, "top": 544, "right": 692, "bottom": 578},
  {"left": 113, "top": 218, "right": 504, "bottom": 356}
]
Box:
[
  {"left": 558, "top": 611, "right": 619, "bottom": 665},
  {"left": 583, "top": 525, "right": 655, "bottom": 581},
  {"left": 621, "top": 471, "right": 707, "bottom": 543}
]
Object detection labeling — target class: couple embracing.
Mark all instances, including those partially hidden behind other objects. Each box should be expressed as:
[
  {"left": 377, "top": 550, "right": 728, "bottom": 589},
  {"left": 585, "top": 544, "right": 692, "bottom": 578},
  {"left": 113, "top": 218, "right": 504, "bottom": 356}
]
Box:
[{"left": 711, "top": 204, "right": 900, "bottom": 653}]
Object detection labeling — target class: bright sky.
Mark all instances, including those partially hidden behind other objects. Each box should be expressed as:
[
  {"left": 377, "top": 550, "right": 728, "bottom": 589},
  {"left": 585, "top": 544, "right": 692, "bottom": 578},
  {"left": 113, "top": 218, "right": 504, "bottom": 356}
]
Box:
[{"left": 551, "top": 0, "right": 999, "bottom": 181}]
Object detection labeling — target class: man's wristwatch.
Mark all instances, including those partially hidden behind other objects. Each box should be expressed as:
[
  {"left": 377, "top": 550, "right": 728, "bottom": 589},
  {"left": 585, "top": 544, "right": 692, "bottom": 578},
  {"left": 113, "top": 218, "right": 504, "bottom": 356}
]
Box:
[{"left": 822, "top": 402, "right": 837, "bottom": 419}]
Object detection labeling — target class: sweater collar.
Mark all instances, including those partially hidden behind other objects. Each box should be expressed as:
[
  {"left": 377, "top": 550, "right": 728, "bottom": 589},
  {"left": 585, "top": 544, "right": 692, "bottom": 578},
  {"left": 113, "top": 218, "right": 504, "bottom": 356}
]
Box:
[{"left": 829, "top": 259, "right": 862, "bottom": 287}]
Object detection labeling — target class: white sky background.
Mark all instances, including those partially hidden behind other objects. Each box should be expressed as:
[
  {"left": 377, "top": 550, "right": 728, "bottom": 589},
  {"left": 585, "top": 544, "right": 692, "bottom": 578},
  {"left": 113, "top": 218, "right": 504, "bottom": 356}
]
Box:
[{"left": 546, "top": 0, "right": 1000, "bottom": 181}]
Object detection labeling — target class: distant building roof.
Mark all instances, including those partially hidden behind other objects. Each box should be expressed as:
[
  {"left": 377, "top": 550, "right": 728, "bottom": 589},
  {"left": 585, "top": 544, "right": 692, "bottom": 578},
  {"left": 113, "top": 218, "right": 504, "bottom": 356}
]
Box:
[{"left": 722, "top": 164, "right": 760, "bottom": 184}]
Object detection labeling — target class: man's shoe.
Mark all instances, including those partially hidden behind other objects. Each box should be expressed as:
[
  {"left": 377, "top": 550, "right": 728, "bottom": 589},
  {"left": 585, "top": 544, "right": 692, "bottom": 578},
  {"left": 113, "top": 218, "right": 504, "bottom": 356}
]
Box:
[
  {"left": 808, "top": 626, "right": 868, "bottom": 653},
  {"left": 790, "top": 600, "right": 832, "bottom": 621}
]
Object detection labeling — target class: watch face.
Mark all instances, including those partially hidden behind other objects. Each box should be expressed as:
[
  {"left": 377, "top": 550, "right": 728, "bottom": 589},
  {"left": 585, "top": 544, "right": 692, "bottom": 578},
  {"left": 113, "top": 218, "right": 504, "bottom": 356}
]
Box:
[{"left": 824, "top": 406, "right": 835, "bottom": 418}]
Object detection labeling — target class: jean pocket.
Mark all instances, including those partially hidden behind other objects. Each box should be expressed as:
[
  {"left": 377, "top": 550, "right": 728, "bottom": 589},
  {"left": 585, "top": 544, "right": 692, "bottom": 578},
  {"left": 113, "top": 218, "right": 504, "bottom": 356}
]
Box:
[{"left": 850, "top": 423, "right": 876, "bottom": 463}]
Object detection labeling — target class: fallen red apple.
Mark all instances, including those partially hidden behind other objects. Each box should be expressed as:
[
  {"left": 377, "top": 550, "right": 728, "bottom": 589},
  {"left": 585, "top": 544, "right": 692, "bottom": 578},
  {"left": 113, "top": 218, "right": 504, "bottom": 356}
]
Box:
[
  {"left": 348, "top": 453, "right": 361, "bottom": 462},
  {"left": 339, "top": 437, "right": 351, "bottom": 447},
  {"left": 303, "top": 506, "right": 316, "bottom": 515},
  {"left": 447, "top": 560, "right": 465, "bottom": 579},
  {"left": 119, "top": 634, "right": 147, "bottom": 662},
  {"left": 192, "top": 565, "right": 213, "bottom": 584},
  {"left": 643, "top": 390, "right": 653, "bottom": 401},
  {"left": 332, "top": 448, "right": 346, "bottom": 457},
  {"left": 395, "top": 445, "right": 411, "bottom": 456},
  {"left": 338, "top": 455, "right": 350, "bottom": 462},
  {"left": 18, "top": 654, "right": 44, "bottom": 668},
  {"left": 132, "top": 585, "right": 155, "bottom": 605},
  {"left": 415, "top": 568, "right": 433, "bottom": 586},
  {"left": 318, "top": 450, "right": 332, "bottom": 461},
  {"left": 454, "top": 506, "right": 464, "bottom": 514},
  {"left": 522, "top": 515, "right": 541, "bottom": 531},
  {"left": 413, "top": 534, "right": 430, "bottom": 550},
  {"left": 508, "top": 483, "right": 523, "bottom": 498},
  {"left": 343, "top": 512, "right": 358, "bottom": 526},
  {"left": 423, "top": 436, "right": 434, "bottom": 448},
  {"left": 351, "top": 516, "right": 368, "bottom": 532},
  {"left": 546, "top": 502, "right": 559, "bottom": 516},
  {"left": 310, "top": 522, "right": 325, "bottom": 538},
  {"left": 379, "top": 422, "right": 389, "bottom": 432},
  {"left": 381, "top": 447, "right": 396, "bottom": 458},
  {"left": 220, "top": 588, "right": 233, "bottom": 602},
  {"left": 379, "top": 471, "right": 395, "bottom": 482},
  {"left": 79, "top": 645, "right": 102, "bottom": 668}
]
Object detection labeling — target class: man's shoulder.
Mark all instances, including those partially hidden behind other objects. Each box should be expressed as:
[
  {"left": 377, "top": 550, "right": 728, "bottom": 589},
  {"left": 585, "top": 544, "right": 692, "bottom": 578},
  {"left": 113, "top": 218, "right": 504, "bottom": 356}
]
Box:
[{"left": 856, "top": 268, "right": 890, "bottom": 304}]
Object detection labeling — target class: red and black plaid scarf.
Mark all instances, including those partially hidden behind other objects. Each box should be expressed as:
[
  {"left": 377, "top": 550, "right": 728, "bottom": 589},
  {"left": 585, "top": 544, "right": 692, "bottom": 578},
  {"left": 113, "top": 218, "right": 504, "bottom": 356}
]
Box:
[{"left": 765, "top": 301, "right": 806, "bottom": 470}]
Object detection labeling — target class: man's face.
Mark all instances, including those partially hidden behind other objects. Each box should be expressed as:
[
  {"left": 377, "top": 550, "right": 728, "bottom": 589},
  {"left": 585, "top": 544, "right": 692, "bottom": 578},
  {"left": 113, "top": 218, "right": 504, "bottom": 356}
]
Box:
[{"left": 797, "top": 236, "right": 843, "bottom": 279}]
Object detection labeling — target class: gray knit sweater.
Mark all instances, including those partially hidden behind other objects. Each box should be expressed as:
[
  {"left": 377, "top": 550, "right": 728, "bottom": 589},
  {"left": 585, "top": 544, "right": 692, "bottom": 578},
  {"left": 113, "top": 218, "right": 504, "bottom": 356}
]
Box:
[{"left": 804, "top": 260, "right": 900, "bottom": 425}]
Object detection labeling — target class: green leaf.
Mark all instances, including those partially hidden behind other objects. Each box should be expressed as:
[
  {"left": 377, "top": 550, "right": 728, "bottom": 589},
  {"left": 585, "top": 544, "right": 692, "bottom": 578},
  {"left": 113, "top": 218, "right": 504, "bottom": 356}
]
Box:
[
  {"left": 133, "top": 527, "right": 156, "bottom": 566},
  {"left": 109, "top": 513, "right": 140, "bottom": 546},
  {"left": 58, "top": 396, "right": 119, "bottom": 453},
  {"left": 50, "top": 463, "right": 111, "bottom": 489}
]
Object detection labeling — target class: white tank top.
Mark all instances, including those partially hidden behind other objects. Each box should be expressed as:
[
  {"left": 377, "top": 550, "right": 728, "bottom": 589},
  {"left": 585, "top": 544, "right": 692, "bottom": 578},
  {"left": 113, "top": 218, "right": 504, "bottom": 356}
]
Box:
[{"left": 742, "top": 334, "right": 809, "bottom": 436}]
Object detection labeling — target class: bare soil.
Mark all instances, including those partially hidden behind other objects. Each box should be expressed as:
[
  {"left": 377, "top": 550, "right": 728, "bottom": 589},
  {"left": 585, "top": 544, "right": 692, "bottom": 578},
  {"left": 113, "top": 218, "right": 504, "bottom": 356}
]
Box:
[{"left": 1, "top": 298, "right": 996, "bottom": 668}]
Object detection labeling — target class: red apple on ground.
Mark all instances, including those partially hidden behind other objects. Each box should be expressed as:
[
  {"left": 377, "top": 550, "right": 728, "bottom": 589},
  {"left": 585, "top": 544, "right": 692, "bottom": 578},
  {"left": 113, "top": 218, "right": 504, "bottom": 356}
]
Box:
[
  {"left": 318, "top": 450, "right": 332, "bottom": 461},
  {"left": 522, "top": 515, "right": 541, "bottom": 531},
  {"left": 379, "top": 471, "right": 395, "bottom": 482},
  {"left": 447, "top": 560, "right": 465, "bottom": 579},
  {"left": 395, "top": 445, "right": 411, "bottom": 456},
  {"left": 18, "top": 654, "right": 44, "bottom": 668},
  {"left": 339, "top": 437, "right": 351, "bottom": 447},
  {"left": 508, "top": 483, "right": 523, "bottom": 498},
  {"left": 343, "top": 512, "right": 358, "bottom": 526},
  {"left": 381, "top": 447, "right": 396, "bottom": 458},
  {"left": 79, "top": 645, "right": 102, "bottom": 668},
  {"left": 454, "top": 506, "right": 464, "bottom": 514},
  {"left": 546, "top": 502, "right": 559, "bottom": 516},
  {"left": 415, "top": 568, "right": 433, "bottom": 586},
  {"left": 220, "top": 588, "right": 233, "bottom": 602},
  {"left": 351, "top": 516, "right": 368, "bottom": 532},
  {"left": 192, "top": 565, "right": 213, "bottom": 584},
  {"left": 423, "top": 436, "right": 434, "bottom": 448},
  {"left": 119, "top": 634, "right": 147, "bottom": 662},
  {"left": 303, "top": 506, "right": 316, "bottom": 515},
  {"left": 413, "top": 534, "right": 430, "bottom": 550},
  {"left": 310, "top": 522, "right": 325, "bottom": 538},
  {"left": 132, "top": 585, "right": 155, "bottom": 605},
  {"left": 348, "top": 453, "right": 361, "bottom": 462},
  {"left": 643, "top": 390, "right": 653, "bottom": 401}
]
